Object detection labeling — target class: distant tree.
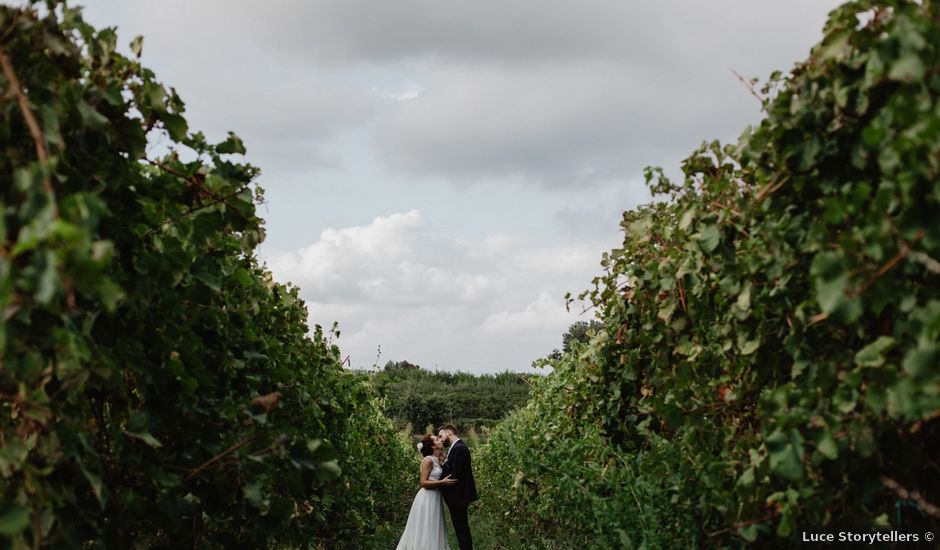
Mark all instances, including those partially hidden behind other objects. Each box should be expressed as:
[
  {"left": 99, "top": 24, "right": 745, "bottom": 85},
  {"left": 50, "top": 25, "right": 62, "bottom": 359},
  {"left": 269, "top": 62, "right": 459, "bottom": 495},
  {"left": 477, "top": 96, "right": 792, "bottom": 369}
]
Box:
[
  {"left": 547, "top": 320, "right": 605, "bottom": 359},
  {"left": 562, "top": 320, "right": 604, "bottom": 352},
  {"left": 362, "top": 364, "right": 533, "bottom": 434},
  {"left": 383, "top": 359, "right": 421, "bottom": 372}
]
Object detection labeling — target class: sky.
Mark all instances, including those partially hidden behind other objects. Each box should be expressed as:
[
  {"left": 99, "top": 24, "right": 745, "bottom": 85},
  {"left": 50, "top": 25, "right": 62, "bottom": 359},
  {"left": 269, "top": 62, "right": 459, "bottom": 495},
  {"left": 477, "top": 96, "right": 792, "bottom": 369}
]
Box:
[{"left": 76, "top": 0, "right": 844, "bottom": 373}]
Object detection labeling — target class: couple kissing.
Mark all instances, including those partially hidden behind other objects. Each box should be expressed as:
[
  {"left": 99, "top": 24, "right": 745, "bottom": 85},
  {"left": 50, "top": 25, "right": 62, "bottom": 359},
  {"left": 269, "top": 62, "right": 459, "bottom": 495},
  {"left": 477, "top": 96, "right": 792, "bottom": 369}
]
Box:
[{"left": 396, "top": 424, "right": 478, "bottom": 550}]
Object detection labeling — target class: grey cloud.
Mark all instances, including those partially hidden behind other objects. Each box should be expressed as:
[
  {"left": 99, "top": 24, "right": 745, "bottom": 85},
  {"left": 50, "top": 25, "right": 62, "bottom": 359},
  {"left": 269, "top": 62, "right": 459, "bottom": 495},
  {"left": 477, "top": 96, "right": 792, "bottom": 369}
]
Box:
[
  {"left": 345, "top": 1, "right": 843, "bottom": 187},
  {"left": 87, "top": 1, "right": 841, "bottom": 69},
  {"left": 85, "top": 0, "right": 842, "bottom": 186},
  {"left": 179, "top": 62, "right": 375, "bottom": 170},
  {"left": 82, "top": 1, "right": 376, "bottom": 170},
  {"left": 374, "top": 61, "right": 738, "bottom": 186},
  {"left": 240, "top": 1, "right": 836, "bottom": 69},
  {"left": 552, "top": 177, "right": 651, "bottom": 241}
]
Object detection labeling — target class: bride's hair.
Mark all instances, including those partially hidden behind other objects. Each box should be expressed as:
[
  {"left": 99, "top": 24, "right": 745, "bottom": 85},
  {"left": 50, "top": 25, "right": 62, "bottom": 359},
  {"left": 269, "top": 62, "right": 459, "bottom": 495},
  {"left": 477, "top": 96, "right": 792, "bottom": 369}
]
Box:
[{"left": 418, "top": 435, "right": 435, "bottom": 457}]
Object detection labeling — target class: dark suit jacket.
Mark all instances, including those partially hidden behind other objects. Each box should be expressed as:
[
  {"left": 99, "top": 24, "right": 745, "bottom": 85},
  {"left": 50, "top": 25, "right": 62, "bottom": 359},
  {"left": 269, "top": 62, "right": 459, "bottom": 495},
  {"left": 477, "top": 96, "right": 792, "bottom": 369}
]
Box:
[{"left": 441, "top": 439, "right": 478, "bottom": 507}]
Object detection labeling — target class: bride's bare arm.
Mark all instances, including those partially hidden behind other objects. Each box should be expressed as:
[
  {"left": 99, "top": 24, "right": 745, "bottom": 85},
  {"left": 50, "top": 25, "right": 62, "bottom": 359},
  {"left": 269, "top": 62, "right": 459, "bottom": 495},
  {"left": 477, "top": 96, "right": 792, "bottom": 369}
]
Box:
[{"left": 419, "top": 457, "right": 457, "bottom": 489}]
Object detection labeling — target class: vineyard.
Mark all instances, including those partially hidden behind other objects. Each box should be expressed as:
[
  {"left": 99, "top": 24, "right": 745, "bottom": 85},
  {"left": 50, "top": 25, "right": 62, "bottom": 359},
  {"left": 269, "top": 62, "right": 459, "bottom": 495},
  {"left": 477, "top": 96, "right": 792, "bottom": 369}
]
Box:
[
  {"left": 476, "top": 0, "right": 940, "bottom": 547},
  {"left": 0, "top": 3, "right": 412, "bottom": 547},
  {"left": 2, "top": 0, "right": 939, "bottom": 548}
]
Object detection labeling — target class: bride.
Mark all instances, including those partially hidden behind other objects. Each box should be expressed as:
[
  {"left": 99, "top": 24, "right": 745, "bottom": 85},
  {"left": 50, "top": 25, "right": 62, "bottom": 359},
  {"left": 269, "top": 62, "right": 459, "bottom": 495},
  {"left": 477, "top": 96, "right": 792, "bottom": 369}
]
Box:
[{"left": 396, "top": 434, "right": 457, "bottom": 550}]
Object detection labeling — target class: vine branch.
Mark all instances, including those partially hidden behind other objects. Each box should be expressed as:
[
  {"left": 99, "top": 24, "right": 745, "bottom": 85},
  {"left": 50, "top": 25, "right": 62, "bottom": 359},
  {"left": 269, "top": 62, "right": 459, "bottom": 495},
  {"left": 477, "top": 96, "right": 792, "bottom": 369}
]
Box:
[
  {"left": 0, "top": 44, "right": 57, "bottom": 218},
  {"left": 183, "top": 436, "right": 255, "bottom": 482},
  {"left": 144, "top": 158, "right": 254, "bottom": 226},
  {"left": 882, "top": 477, "right": 940, "bottom": 518},
  {"left": 141, "top": 183, "right": 254, "bottom": 238},
  {"left": 755, "top": 174, "right": 789, "bottom": 201},
  {"left": 731, "top": 68, "right": 765, "bottom": 109},
  {"left": 707, "top": 512, "right": 776, "bottom": 538},
  {"left": 856, "top": 230, "right": 926, "bottom": 295}
]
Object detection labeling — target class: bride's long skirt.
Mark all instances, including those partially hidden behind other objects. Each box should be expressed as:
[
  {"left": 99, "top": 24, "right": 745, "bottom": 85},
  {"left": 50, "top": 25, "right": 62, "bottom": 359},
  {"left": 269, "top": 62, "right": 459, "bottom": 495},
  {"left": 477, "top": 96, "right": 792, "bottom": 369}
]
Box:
[{"left": 396, "top": 487, "right": 450, "bottom": 550}]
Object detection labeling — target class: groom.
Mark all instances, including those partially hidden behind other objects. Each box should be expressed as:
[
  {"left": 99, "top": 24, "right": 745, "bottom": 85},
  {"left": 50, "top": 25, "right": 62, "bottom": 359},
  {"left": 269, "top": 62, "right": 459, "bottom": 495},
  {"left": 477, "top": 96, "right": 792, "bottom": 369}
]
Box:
[{"left": 438, "top": 424, "right": 478, "bottom": 550}]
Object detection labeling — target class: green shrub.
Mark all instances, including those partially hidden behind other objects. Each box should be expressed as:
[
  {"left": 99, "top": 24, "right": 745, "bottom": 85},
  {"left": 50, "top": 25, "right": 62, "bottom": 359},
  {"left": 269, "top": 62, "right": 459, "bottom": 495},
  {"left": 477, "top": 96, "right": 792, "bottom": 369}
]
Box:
[
  {"left": 478, "top": 0, "right": 940, "bottom": 546},
  {"left": 0, "top": 3, "right": 411, "bottom": 547},
  {"left": 364, "top": 364, "right": 533, "bottom": 434}
]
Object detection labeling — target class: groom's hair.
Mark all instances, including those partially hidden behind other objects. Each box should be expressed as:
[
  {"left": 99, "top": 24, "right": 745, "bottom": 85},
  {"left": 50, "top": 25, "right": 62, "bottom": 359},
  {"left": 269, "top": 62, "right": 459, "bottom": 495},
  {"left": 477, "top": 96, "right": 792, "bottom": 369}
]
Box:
[{"left": 437, "top": 424, "right": 458, "bottom": 435}]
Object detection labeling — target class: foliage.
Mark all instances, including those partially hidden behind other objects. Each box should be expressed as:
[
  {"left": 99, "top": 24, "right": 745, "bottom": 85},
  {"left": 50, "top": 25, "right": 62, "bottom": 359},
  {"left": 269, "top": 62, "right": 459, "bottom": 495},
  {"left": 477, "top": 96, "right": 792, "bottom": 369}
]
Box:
[
  {"left": 361, "top": 362, "right": 533, "bottom": 435},
  {"left": 561, "top": 320, "right": 604, "bottom": 354},
  {"left": 478, "top": 0, "right": 940, "bottom": 546},
  {"left": 0, "top": 2, "right": 411, "bottom": 547},
  {"left": 548, "top": 320, "right": 604, "bottom": 359}
]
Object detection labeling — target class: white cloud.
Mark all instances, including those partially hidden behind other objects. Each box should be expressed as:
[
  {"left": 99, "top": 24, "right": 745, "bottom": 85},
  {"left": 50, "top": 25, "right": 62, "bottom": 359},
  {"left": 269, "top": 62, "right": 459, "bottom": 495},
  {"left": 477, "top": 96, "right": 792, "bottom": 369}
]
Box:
[
  {"left": 263, "top": 211, "right": 604, "bottom": 371},
  {"left": 267, "top": 210, "right": 495, "bottom": 306},
  {"left": 375, "top": 82, "right": 426, "bottom": 101},
  {"left": 482, "top": 291, "right": 573, "bottom": 333}
]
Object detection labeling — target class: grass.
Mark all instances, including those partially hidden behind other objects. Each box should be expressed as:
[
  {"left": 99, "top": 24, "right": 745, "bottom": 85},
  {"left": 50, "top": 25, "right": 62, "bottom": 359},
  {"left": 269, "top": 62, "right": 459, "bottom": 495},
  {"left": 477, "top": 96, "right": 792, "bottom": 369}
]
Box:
[
  {"left": 363, "top": 504, "right": 489, "bottom": 549},
  {"left": 363, "top": 503, "right": 573, "bottom": 550}
]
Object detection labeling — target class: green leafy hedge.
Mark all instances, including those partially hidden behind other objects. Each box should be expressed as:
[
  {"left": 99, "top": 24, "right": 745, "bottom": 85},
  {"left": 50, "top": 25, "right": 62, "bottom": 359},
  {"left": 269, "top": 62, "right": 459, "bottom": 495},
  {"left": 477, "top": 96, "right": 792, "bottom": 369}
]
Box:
[
  {"left": 365, "top": 363, "right": 532, "bottom": 434},
  {"left": 478, "top": 0, "right": 940, "bottom": 546},
  {"left": 0, "top": 3, "right": 411, "bottom": 547}
]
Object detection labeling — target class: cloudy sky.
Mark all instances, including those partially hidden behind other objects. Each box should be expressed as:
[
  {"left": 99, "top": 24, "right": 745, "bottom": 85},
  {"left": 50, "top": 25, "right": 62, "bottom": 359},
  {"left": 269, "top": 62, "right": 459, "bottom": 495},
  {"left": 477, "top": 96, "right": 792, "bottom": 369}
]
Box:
[{"left": 80, "top": 0, "right": 842, "bottom": 373}]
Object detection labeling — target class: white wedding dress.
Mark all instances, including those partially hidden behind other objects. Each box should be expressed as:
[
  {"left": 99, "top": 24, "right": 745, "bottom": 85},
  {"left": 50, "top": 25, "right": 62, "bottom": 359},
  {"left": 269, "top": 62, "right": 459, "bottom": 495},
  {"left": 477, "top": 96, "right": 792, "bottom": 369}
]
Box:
[{"left": 396, "top": 456, "right": 450, "bottom": 550}]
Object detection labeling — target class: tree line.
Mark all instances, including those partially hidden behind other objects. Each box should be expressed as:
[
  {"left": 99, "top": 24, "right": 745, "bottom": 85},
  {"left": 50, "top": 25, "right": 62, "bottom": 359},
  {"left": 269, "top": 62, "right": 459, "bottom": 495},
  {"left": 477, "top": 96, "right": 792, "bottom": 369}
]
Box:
[{"left": 358, "top": 361, "right": 533, "bottom": 436}]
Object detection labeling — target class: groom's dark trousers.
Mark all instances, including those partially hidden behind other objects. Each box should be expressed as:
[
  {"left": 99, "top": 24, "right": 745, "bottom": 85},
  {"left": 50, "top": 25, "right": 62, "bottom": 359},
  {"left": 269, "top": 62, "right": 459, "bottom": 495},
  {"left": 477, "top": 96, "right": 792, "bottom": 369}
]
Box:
[
  {"left": 449, "top": 505, "right": 471, "bottom": 550},
  {"left": 441, "top": 439, "right": 478, "bottom": 550}
]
